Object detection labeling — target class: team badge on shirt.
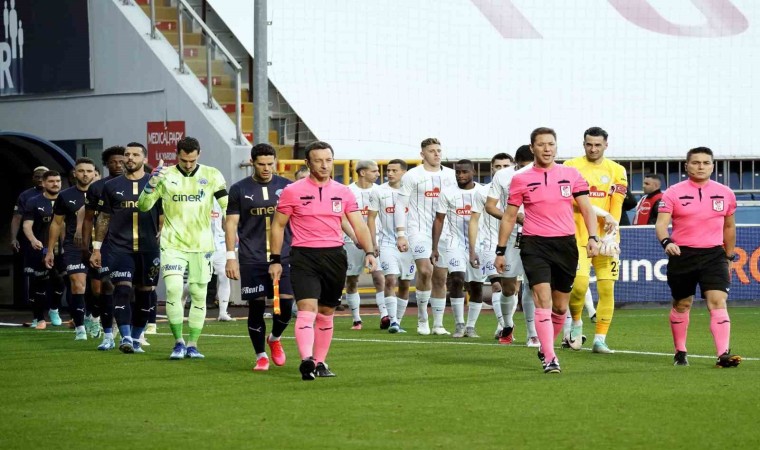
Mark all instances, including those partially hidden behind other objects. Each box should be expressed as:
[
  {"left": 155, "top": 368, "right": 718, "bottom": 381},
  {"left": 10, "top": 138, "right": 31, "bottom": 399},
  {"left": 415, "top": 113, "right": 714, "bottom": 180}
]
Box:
[
  {"left": 713, "top": 199, "right": 724, "bottom": 212},
  {"left": 560, "top": 185, "right": 571, "bottom": 197},
  {"left": 333, "top": 200, "right": 342, "bottom": 213}
]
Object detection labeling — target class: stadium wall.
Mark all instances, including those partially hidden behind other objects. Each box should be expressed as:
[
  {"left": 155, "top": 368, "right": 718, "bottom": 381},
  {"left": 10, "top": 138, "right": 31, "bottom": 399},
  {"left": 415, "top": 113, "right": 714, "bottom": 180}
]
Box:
[{"left": 0, "top": 0, "right": 250, "bottom": 183}]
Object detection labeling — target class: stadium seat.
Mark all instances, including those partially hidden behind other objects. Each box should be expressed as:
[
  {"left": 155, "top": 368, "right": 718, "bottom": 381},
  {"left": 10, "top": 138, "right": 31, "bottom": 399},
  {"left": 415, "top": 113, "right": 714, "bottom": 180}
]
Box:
[
  {"left": 668, "top": 173, "right": 685, "bottom": 188},
  {"left": 729, "top": 172, "right": 741, "bottom": 189},
  {"left": 631, "top": 173, "right": 643, "bottom": 191}
]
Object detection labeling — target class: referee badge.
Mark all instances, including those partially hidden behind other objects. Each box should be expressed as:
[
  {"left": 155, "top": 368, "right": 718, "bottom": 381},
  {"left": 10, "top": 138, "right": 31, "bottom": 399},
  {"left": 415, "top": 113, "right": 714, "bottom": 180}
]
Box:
[
  {"left": 713, "top": 200, "right": 724, "bottom": 212},
  {"left": 332, "top": 200, "right": 342, "bottom": 213},
  {"left": 560, "top": 185, "right": 571, "bottom": 198}
]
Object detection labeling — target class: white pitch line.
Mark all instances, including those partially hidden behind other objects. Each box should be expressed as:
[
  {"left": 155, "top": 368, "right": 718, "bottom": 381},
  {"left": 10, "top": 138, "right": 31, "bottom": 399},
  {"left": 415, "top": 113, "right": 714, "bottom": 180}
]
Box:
[{"left": 8, "top": 329, "right": 758, "bottom": 361}]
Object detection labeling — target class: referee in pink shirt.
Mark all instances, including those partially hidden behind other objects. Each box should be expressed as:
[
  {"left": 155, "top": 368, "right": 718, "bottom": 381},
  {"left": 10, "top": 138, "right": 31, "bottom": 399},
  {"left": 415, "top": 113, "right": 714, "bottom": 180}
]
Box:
[
  {"left": 655, "top": 146, "right": 741, "bottom": 368},
  {"left": 269, "top": 141, "right": 378, "bottom": 380},
  {"left": 494, "top": 127, "right": 600, "bottom": 374}
]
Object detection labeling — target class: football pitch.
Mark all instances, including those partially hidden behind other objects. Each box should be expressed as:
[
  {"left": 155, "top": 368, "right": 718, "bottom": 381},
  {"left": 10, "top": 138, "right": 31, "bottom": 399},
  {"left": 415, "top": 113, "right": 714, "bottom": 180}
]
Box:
[{"left": 1, "top": 307, "right": 758, "bottom": 449}]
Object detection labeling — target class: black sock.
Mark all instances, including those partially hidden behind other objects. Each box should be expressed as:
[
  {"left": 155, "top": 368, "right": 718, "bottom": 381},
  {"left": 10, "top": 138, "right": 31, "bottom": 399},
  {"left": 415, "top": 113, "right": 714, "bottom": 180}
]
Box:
[
  {"left": 71, "top": 293, "right": 86, "bottom": 327},
  {"left": 247, "top": 299, "right": 267, "bottom": 354},
  {"left": 100, "top": 292, "right": 114, "bottom": 333},
  {"left": 131, "top": 290, "right": 151, "bottom": 339},
  {"left": 112, "top": 284, "right": 132, "bottom": 331},
  {"left": 148, "top": 290, "right": 157, "bottom": 324},
  {"left": 271, "top": 297, "right": 293, "bottom": 338},
  {"left": 30, "top": 277, "right": 47, "bottom": 321}
]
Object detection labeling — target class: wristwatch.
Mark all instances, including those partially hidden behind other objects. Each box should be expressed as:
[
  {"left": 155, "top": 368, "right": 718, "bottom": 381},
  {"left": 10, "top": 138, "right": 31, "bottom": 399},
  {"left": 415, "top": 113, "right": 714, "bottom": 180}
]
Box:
[
  {"left": 588, "top": 235, "right": 600, "bottom": 244},
  {"left": 726, "top": 253, "right": 738, "bottom": 262}
]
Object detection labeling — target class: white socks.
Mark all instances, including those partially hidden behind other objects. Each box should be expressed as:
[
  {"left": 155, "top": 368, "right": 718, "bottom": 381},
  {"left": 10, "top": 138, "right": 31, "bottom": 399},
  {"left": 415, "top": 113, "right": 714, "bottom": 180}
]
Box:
[
  {"left": 466, "top": 302, "right": 483, "bottom": 327},
  {"left": 430, "top": 297, "right": 446, "bottom": 327},
  {"left": 376, "top": 292, "right": 387, "bottom": 318},
  {"left": 416, "top": 290, "right": 431, "bottom": 322},
  {"left": 346, "top": 292, "right": 362, "bottom": 322},
  {"left": 501, "top": 293, "right": 517, "bottom": 328},
  {"left": 451, "top": 297, "right": 465, "bottom": 324},
  {"left": 491, "top": 292, "right": 504, "bottom": 327}
]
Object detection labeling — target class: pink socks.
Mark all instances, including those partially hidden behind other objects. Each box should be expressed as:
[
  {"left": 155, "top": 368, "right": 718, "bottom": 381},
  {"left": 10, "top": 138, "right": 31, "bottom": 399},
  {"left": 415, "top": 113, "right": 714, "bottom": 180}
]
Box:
[
  {"left": 294, "top": 311, "right": 317, "bottom": 360},
  {"left": 669, "top": 308, "right": 689, "bottom": 352},
  {"left": 535, "top": 308, "right": 556, "bottom": 362},
  {"left": 314, "top": 313, "right": 335, "bottom": 363},
  {"left": 709, "top": 308, "right": 731, "bottom": 356}
]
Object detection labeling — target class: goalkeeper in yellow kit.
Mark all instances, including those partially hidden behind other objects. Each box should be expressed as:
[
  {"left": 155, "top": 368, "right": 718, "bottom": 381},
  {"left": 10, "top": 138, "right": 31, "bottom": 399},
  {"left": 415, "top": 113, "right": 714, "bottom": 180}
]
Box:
[{"left": 563, "top": 127, "right": 627, "bottom": 353}]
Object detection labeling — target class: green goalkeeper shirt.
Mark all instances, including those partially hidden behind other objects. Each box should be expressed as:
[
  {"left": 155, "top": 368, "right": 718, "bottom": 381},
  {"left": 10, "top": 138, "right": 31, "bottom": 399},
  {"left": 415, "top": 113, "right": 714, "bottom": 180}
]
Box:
[{"left": 138, "top": 164, "right": 228, "bottom": 253}]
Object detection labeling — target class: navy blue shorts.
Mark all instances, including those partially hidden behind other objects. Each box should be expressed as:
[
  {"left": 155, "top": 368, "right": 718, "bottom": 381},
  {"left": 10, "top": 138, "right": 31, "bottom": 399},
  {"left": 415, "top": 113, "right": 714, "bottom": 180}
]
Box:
[
  {"left": 62, "top": 246, "right": 88, "bottom": 275},
  {"left": 240, "top": 262, "right": 293, "bottom": 300},
  {"left": 106, "top": 250, "right": 161, "bottom": 287},
  {"left": 25, "top": 249, "right": 64, "bottom": 279}
]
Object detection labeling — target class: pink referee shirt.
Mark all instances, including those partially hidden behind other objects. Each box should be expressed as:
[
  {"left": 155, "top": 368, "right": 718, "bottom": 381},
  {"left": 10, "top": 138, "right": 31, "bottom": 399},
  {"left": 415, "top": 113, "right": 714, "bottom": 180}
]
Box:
[
  {"left": 277, "top": 177, "right": 359, "bottom": 248},
  {"left": 658, "top": 179, "right": 736, "bottom": 248},
  {"left": 508, "top": 164, "right": 589, "bottom": 237}
]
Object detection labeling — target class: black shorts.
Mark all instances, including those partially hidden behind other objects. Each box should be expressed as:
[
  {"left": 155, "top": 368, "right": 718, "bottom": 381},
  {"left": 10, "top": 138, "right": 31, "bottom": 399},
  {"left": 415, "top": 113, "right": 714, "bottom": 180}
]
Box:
[
  {"left": 666, "top": 246, "right": 729, "bottom": 300},
  {"left": 519, "top": 235, "right": 578, "bottom": 293},
  {"left": 106, "top": 250, "right": 161, "bottom": 287},
  {"left": 62, "top": 246, "right": 88, "bottom": 275},
  {"left": 240, "top": 262, "right": 294, "bottom": 300},
  {"left": 290, "top": 246, "right": 347, "bottom": 307},
  {"left": 25, "top": 249, "right": 64, "bottom": 280}
]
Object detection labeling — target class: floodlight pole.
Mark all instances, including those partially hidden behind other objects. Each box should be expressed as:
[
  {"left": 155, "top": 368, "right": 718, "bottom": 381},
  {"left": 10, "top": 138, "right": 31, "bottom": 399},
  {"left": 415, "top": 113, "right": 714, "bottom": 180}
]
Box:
[{"left": 253, "top": 0, "right": 269, "bottom": 145}]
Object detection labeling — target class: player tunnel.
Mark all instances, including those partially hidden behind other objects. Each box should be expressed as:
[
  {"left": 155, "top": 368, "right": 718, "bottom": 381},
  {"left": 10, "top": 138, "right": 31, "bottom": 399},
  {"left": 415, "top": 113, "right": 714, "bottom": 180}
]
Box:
[{"left": 0, "top": 131, "right": 75, "bottom": 307}]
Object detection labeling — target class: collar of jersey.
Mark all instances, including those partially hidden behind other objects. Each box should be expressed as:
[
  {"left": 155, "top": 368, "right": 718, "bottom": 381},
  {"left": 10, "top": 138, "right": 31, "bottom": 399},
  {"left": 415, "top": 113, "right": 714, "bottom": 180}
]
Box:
[{"left": 177, "top": 165, "right": 201, "bottom": 177}]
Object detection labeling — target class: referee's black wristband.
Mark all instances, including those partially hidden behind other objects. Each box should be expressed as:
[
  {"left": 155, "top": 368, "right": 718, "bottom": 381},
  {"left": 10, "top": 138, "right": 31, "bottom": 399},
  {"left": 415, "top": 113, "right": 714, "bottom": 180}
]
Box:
[
  {"left": 660, "top": 238, "right": 673, "bottom": 249},
  {"left": 365, "top": 251, "right": 374, "bottom": 256},
  {"left": 269, "top": 254, "right": 281, "bottom": 264},
  {"left": 495, "top": 246, "right": 507, "bottom": 256}
]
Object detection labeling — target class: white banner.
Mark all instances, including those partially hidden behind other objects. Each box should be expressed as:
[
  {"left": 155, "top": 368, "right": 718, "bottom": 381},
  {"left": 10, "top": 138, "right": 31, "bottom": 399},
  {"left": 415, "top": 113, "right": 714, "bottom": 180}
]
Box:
[{"left": 209, "top": 0, "right": 760, "bottom": 160}]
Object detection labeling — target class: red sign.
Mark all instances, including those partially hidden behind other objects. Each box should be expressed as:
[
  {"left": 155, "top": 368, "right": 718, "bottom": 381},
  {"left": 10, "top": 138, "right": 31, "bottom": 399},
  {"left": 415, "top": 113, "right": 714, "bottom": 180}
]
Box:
[{"left": 146, "top": 121, "right": 185, "bottom": 168}]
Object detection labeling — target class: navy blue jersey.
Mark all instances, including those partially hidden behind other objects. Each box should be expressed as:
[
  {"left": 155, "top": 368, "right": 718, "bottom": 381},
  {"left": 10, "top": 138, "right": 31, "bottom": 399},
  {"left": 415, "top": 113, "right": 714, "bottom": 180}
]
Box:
[
  {"left": 22, "top": 194, "right": 57, "bottom": 253},
  {"left": 85, "top": 176, "right": 118, "bottom": 212},
  {"left": 227, "top": 175, "right": 293, "bottom": 264},
  {"left": 14, "top": 186, "right": 44, "bottom": 247},
  {"left": 100, "top": 174, "right": 162, "bottom": 253},
  {"left": 53, "top": 186, "right": 87, "bottom": 247}
]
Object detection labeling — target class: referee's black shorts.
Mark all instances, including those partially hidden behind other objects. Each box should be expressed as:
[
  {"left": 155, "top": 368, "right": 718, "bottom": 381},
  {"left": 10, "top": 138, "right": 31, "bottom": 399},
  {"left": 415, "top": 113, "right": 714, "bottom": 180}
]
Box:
[
  {"left": 519, "top": 235, "right": 578, "bottom": 293},
  {"left": 290, "top": 246, "right": 347, "bottom": 307},
  {"left": 666, "top": 246, "right": 730, "bottom": 300}
]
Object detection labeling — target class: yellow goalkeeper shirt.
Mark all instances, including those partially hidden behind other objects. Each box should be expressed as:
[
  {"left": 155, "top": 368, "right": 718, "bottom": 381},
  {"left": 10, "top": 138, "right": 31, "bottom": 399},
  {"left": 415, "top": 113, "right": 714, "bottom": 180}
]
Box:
[{"left": 563, "top": 156, "right": 627, "bottom": 243}]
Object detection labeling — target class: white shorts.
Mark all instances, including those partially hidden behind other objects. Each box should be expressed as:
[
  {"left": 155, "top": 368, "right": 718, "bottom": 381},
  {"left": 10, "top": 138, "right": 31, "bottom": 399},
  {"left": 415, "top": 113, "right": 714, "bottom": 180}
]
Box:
[
  {"left": 408, "top": 233, "right": 432, "bottom": 260},
  {"left": 476, "top": 246, "right": 500, "bottom": 280},
  {"left": 502, "top": 233, "right": 523, "bottom": 279},
  {"left": 379, "top": 245, "right": 416, "bottom": 280},
  {"left": 212, "top": 248, "right": 226, "bottom": 275},
  {"left": 444, "top": 248, "right": 485, "bottom": 283},
  {"left": 345, "top": 242, "right": 367, "bottom": 277}
]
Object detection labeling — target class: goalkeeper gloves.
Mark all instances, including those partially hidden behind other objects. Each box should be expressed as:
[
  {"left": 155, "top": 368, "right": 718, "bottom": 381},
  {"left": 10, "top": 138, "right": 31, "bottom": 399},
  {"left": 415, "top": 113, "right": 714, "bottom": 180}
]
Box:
[
  {"left": 148, "top": 159, "right": 169, "bottom": 188},
  {"left": 599, "top": 230, "right": 620, "bottom": 257}
]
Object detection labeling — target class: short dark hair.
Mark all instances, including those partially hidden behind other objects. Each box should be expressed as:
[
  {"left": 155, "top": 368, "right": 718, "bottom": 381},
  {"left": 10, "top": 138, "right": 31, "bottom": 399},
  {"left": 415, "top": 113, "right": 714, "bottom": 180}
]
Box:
[
  {"left": 295, "top": 166, "right": 310, "bottom": 176},
  {"left": 387, "top": 159, "right": 408, "bottom": 170},
  {"left": 514, "top": 145, "right": 533, "bottom": 163},
  {"left": 687, "top": 146, "right": 714, "bottom": 162},
  {"left": 126, "top": 142, "right": 148, "bottom": 156},
  {"left": 645, "top": 173, "right": 664, "bottom": 185},
  {"left": 420, "top": 137, "right": 440, "bottom": 148},
  {"left": 530, "top": 127, "right": 556, "bottom": 145},
  {"left": 491, "top": 153, "right": 513, "bottom": 165},
  {"left": 101, "top": 146, "right": 126, "bottom": 164},
  {"left": 43, "top": 170, "right": 60, "bottom": 180},
  {"left": 75, "top": 157, "right": 96, "bottom": 168},
  {"left": 177, "top": 137, "right": 201, "bottom": 154},
  {"left": 305, "top": 141, "right": 334, "bottom": 161},
  {"left": 584, "top": 126, "right": 608, "bottom": 141},
  {"left": 251, "top": 143, "right": 276, "bottom": 161},
  {"left": 455, "top": 159, "right": 474, "bottom": 168}
]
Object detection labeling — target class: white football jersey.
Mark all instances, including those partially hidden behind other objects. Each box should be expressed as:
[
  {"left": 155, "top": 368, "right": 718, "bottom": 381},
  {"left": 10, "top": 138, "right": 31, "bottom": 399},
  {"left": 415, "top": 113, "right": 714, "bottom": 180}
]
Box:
[
  {"left": 436, "top": 184, "right": 480, "bottom": 251},
  {"left": 368, "top": 182, "right": 403, "bottom": 247},
  {"left": 211, "top": 198, "right": 225, "bottom": 251},
  {"left": 344, "top": 182, "right": 377, "bottom": 243},
  {"left": 471, "top": 183, "right": 499, "bottom": 251},
  {"left": 397, "top": 165, "right": 456, "bottom": 237},
  {"left": 487, "top": 163, "right": 532, "bottom": 236}
]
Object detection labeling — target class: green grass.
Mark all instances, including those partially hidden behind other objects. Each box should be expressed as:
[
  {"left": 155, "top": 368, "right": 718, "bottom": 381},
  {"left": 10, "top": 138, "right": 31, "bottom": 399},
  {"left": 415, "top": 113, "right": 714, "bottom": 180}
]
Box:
[{"left": 1, "top": 308, "right": 758, "bottom": 450}]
